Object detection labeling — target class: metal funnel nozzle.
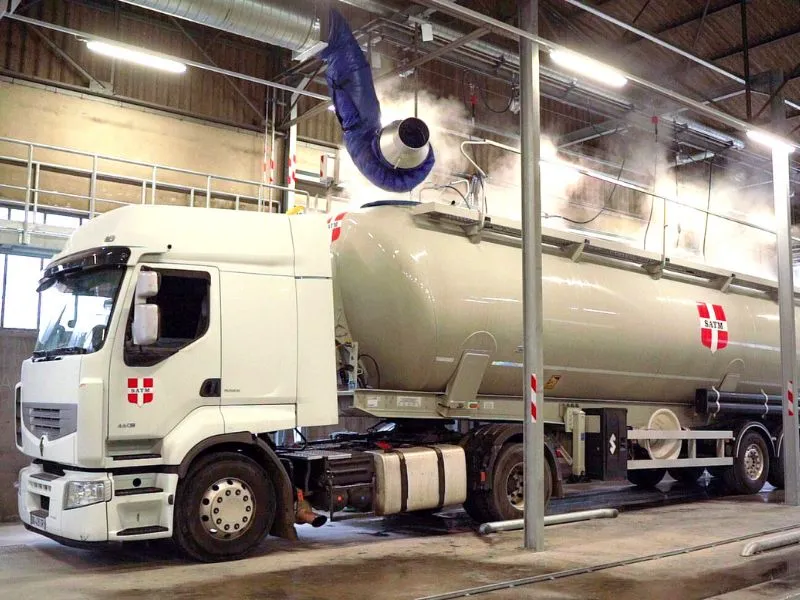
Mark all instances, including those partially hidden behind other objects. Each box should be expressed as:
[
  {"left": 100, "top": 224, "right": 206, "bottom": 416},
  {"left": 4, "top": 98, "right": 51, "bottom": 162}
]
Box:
[{"left": 378, "top": 117, "right": 431, "bottom": 170}]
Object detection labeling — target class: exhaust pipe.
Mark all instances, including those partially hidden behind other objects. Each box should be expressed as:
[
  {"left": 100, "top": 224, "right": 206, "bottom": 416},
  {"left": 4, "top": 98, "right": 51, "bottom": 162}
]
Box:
[
  {"left": 378, "top": 118, "right": 431, "bottom": 170},
  {"left": 295, "top": 492, "right": 327, "bottom": 528}
]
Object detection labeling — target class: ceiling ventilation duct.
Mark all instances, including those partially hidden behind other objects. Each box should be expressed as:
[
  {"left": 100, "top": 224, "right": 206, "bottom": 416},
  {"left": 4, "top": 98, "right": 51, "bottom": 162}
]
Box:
[{"left": 120, "top": 0, "right": 327, "bottom": 60}]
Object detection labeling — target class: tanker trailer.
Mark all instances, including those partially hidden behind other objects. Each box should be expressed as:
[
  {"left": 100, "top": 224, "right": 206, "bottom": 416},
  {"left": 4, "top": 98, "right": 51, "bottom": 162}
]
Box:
[{"left": 319, "top": 200, "right": 792, "bottom": 522}]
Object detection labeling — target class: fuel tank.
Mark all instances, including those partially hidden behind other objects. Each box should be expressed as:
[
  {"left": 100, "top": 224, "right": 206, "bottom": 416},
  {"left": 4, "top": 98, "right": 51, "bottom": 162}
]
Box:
[{"left": 330, "top": 204, "right": 786, "bottom": 404}]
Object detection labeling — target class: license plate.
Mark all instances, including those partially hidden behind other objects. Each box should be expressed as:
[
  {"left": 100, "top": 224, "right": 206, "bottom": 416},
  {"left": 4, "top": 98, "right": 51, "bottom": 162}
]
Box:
[{"left": 30, "top": 514, "right": 46, "bottom": 531}]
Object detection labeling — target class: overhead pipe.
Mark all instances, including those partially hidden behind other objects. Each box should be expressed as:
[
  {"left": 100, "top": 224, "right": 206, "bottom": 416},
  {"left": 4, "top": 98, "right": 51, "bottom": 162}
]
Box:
[
  {"left": 120, "top": 0, "right": 325, "bottom": 58},
  {"left": 478, "top": 508, "right": 619, "bottom": 535},
  {"left": 321, "top": 9, "right": 435, "bottom": 192}
]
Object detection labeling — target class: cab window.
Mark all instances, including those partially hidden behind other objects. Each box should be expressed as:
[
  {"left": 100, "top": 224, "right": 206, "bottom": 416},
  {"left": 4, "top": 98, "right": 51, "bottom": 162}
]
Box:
[{"left": 124, "top": 268, "right": 210, "bottom": 367}]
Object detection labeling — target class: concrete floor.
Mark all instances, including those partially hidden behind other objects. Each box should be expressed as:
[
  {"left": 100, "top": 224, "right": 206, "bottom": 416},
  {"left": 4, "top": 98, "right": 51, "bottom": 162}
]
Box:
[{"left": 4, "top": 490, "right": 800, "bottom": 599}]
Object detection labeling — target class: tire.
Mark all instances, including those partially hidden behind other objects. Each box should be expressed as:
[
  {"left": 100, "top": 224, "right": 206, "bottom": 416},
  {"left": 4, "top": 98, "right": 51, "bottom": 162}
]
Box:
[
  {"left": 668, "top": 468, "right": 704, "bottom": 485},
  {"left": 485, "top": 443, "right": 553, "bottom": 522},
  {"left": 627, "top": 468, "right": 666, "bottom": 488},
  {"left": 174, "top": 452, "right": 276, "bottom": 562},
  {"left": 723, "top": 430, "right": 770, "bottom": 495},
  {"left": 462, "top": 489, "right": 493, "bottom": 523},
  {"left": 767, "top": 432, "right": 785, "bottom": 489}
]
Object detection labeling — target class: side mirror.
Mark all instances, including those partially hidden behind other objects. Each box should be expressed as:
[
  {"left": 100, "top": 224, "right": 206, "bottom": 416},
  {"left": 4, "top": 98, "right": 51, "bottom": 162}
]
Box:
[
  {"left": 135, "top": 270, "right": 159, "bottom": 299},
  {"left": 133, "top": 304, "right": 159, "bottom": 346},
  {"left": 132, "top": 270, "right": 160, "bottom": 346}
]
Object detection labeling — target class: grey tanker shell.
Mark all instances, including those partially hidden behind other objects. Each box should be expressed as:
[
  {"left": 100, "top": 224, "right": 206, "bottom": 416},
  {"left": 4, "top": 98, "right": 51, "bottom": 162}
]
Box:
[{"left": 330, "top": 205, "right": 785, "bottom": 405}]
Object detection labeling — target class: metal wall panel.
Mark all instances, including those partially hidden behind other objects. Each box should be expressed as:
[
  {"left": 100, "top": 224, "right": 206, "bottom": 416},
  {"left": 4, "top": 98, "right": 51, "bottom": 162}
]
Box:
[{"left": 0, "top": 0, "right": 285, "bottom": 129}]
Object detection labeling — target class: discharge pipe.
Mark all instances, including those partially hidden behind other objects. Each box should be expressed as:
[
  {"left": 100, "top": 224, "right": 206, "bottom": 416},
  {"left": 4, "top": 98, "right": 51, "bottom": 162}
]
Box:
[
  {"left": 478, "top": 508, "right": 618, "bottom": 535},
  {"left": 321, "top": 10, "right": 435, "bottom": 193}
]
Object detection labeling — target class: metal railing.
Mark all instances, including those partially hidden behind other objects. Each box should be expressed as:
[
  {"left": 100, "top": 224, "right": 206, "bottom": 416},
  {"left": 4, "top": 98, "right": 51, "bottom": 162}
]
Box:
[{"left": 0, "top": 136, "right": 313, "bottom": 242}]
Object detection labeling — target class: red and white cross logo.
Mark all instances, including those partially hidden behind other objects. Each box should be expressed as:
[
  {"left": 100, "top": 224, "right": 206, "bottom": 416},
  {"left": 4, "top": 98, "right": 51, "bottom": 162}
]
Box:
[
  {"left": 327, "top": 212, "right": 348, "bottom": 243},
  {"left": 696, "top": 302, "right": 728, "bottom": 354},
  {"left": 127, "top": 378, "right": 154, "bottom": 406}
]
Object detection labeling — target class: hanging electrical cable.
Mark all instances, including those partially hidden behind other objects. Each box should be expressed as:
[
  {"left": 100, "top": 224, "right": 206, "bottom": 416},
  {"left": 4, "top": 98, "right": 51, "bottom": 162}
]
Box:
[
  {"left": 702, "top": 154, "right": 715, "bottom": 259},
  {"left": 644, "top": 116, "right": 659, "bottom": 248},
  {"left": 478, "top": 74, "right": 515, "bottom": 114},
  {"left": 545, "top": 157, "right": 627, "bottom": 226}
]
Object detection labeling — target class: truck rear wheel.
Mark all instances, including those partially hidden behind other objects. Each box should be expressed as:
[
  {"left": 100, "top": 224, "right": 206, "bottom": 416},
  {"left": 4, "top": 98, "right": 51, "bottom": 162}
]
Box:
[
  {"left": 724, "top": 431, "right": 769, "bottom": 494},
  {"left": 668, "top": 467, "right": 704, "bottom": 485},
  {"left": 174, "top": 452, "right": 276, "bottom": 562},
  {"left": 627, "top": 468, "right": 666, "bottom": 488},
  {"left": 487, "top": 443, "right": 552, "bottom": 522}
]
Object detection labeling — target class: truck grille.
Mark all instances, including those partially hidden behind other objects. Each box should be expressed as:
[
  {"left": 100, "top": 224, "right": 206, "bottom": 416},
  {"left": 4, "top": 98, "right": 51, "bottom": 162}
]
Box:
[{"left": 21, "top": 403, "right": 78, "bottom": 441}]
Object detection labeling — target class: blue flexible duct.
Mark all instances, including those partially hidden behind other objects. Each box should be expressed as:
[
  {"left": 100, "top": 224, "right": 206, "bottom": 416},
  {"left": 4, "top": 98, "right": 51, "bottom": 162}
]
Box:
[{"left": 321, "top": 10, "right": 435, "bottom": 193}]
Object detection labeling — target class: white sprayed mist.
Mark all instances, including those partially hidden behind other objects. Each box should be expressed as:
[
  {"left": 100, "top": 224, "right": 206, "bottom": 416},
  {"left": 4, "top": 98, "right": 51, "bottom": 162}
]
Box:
[
  {"left": 331, "top": 80, "right": 777, "bottom": 279},
  {"left": 482, "top": 142, "right": 777, "bottom": 279},
  {"left": 642, "top": 154, "right": 776, "bottom": 278}
]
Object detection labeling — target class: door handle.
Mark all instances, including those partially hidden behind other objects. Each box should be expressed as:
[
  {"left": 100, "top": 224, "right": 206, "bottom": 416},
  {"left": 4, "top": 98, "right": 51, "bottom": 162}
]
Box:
[{"left": 199, "top": 378, "right": 221, "bottom": 398}]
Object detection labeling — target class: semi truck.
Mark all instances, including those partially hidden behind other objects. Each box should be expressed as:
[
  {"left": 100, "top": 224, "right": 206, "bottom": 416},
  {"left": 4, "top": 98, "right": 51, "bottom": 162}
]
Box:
[{"left": 15, "top": 199, "right": 794, "bottom": 561}]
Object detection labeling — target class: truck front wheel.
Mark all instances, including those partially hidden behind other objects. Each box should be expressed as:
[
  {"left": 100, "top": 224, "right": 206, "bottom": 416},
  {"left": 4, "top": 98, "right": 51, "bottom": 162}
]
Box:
[{"left": 174, "top": 452, "right": 277, "bottom": 562}]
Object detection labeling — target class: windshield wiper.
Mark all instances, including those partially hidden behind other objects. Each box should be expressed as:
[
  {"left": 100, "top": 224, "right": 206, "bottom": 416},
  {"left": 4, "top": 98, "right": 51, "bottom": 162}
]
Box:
[{"left": 32, "top": 346, "right": 88, "bottom": 361}]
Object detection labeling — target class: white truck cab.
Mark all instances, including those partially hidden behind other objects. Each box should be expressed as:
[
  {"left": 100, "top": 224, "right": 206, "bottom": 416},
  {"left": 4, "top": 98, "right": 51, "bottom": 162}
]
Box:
[{"left": 16, "top": 205, "right": 337, "bottom": 559}]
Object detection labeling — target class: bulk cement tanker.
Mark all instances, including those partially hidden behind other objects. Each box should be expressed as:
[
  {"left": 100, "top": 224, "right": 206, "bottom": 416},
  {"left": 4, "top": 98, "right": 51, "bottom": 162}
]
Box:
[{"left": 14, "top": 202, "right": 793, "bottom": 562}]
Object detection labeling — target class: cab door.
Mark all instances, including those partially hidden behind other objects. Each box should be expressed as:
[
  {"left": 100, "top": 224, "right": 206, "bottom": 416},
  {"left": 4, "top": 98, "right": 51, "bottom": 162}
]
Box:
[{"left": 107, "top": 264, "right": 221, "bottom": 442}]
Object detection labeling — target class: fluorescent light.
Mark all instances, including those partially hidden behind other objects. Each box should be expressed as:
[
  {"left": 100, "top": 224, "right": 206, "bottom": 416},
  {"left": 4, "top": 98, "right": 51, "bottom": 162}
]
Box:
[
  {"left": 550, "top": 49, "right": 627, "bottom": 88},
  {"left": 86, "top": 41, "right": 186, "bottom": 74},
  {"left": 746, "top": 129, "right": 795, "bottom": 154}
]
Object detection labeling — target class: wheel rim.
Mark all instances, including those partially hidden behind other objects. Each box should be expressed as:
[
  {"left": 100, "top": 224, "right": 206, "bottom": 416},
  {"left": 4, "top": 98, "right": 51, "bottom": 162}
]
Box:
[
  {"left": 743, "top": 443, "right": 765, "bottom": 481},
  {"left": 199, "top": 477, "right": 256, "bottom": 540},
  {"left": 506, "top": 463, "right": 524, "bottom": 510}
]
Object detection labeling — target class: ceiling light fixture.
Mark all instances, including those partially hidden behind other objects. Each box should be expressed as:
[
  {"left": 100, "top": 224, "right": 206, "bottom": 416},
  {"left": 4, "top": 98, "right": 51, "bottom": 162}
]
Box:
[
  {"left": 746, "top": 129, "right": 795, "bottom": 154},
  {"left": 549, "top": 49, "right": 627, "bottom": 88},
  {"left": 86, "top": 40, "right": 186, "bottom": 74}
]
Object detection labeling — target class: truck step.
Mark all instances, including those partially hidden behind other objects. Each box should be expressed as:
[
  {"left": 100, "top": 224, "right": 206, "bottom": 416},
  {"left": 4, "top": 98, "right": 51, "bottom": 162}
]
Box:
[
  {"left": 116, "top": 526, "right": 168, "bottom": 536},
  {"left": 115, "top": 487, "right": 163, "bottom": 497}
]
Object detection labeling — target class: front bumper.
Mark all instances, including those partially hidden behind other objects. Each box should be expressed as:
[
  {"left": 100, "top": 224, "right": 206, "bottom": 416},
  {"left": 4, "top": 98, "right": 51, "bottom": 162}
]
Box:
[{"left": 18, "top": 463, "right": 178, "bottom": 543}]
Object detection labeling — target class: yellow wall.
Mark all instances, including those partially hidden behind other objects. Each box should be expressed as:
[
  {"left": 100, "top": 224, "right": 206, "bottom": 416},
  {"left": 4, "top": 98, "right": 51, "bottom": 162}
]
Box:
[{"left": 0, "top": 79, "right": 285, "bottom": 213}]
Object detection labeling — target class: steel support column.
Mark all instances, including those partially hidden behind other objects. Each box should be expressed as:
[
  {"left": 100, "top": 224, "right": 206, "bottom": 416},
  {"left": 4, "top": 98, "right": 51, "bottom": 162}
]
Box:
[
  {"left": 771, "top": 68, "right": 800, "bottom": 505},
  {"left": 740, "top": 0, "right": 752, "bottom": 120},
  {"left": 519, "top": 0, "right": 545, "bottom": 552}
]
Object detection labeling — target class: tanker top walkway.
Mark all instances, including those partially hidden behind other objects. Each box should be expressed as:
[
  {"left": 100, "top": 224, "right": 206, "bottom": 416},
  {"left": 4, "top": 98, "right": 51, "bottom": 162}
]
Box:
[{"left": 2, "top": 491, "right": 800, "bottom": 600}]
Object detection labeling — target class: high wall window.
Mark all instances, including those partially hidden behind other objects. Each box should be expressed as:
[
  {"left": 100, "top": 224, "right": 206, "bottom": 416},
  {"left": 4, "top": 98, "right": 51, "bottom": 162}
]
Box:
[{"left": 0, "top": 207, "right": 85, "bottom": 330}]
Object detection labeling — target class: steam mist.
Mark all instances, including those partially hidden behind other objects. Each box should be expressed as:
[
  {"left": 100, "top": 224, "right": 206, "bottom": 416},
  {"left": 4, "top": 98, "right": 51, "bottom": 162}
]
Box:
[{"left": 331, "top": 79, "right": 777, "bottom": 279}]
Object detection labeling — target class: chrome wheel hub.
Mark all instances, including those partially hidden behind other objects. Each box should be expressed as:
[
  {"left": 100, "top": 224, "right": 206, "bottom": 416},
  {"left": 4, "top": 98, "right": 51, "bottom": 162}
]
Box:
[
  {"left": 199, "top": 478, "right": 255, "bottom": 540},
  {"left": 506, "top": 463, "right": 524, "bottom": 510},
  {"left": 744, "top": 444, "right": 764, "bottom": 481}
]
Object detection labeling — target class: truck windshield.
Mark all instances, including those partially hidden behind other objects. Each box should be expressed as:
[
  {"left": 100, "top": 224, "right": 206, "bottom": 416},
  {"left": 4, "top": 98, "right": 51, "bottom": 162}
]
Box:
[{"left": 34, "top": 267, "right": 125, "bottom": 357}]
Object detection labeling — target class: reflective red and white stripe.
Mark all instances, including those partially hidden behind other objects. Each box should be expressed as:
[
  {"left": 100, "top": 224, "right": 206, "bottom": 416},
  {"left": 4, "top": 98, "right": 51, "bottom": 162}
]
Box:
[
  {"left": 287, "top": 154, "right": 298, "bottom": 185},
  {"left": 530, "top": 374, "right": 538, "bottom": 423},
  {"left": 696, "top": 302, "right": 728, "bottom": 353},
  {"left": 788, "top": 381, "right": 795, "bottom": 417}
]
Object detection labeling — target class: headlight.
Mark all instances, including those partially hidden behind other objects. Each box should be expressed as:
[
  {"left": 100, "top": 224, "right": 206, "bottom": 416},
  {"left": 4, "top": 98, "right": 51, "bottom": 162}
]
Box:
[{"left": 64, "top": 480, "right": 110, "bottom": 510}]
